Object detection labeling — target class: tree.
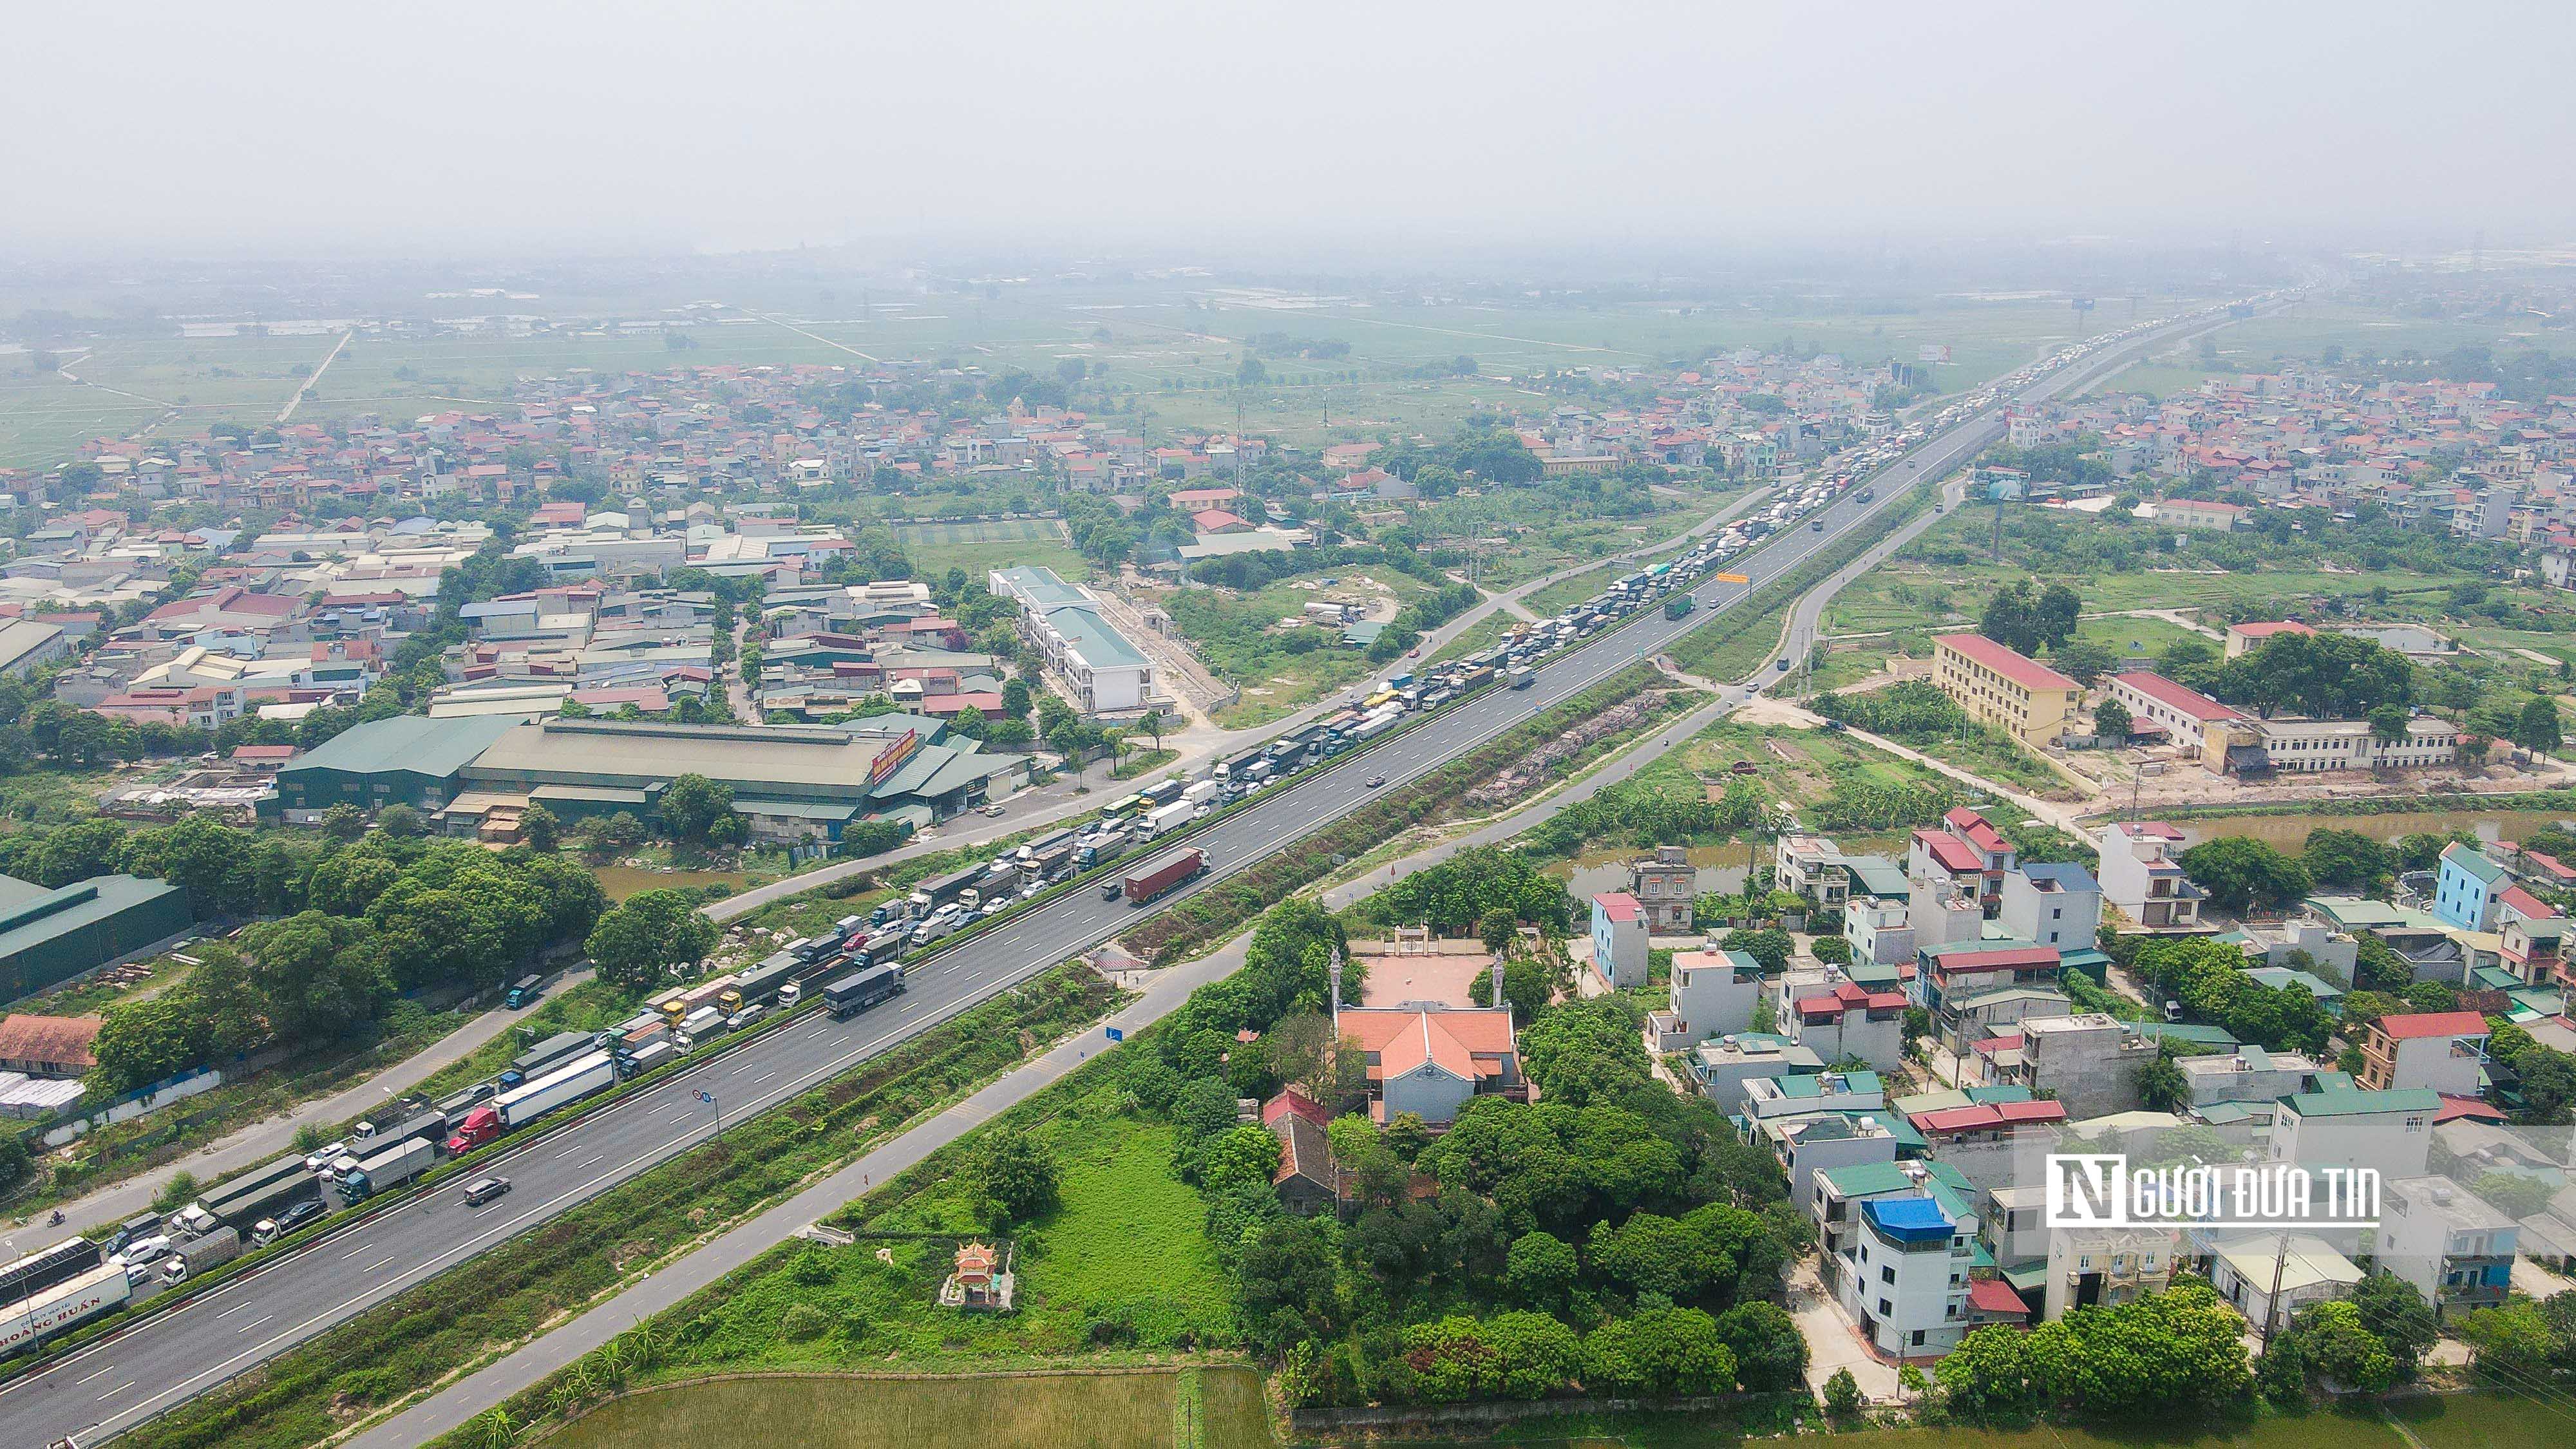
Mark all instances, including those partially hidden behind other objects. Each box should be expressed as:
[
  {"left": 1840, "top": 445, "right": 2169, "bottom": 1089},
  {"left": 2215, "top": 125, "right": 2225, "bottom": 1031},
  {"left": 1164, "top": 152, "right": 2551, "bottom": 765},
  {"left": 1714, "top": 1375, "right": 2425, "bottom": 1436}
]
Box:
[
  {"left": 1477, "top": 907, "right": 1519, "bottom": 953},
  {"left": 1001, "top": 678, "right": 1034, "bottom": 719},
  {"left": 2052, "top": 639, "right": 2116, "bottom": 687},
  {"left": 2292, "top": 829, "right": 2383, "bottom": 894},
  {"left": 518, "top": 804, "right": 562, "bottom": 853},
  {"left": 1193, "top": 1122, "right": 1285, "bottom": 1195},
  {"left": 1137, "top": 708, "right": 1166, "bottom": 751},
  {"left": 2345, "top": 1271, "right": 2438, "bottom": 1379},
  {"left": 657, "top": 773, "right": 735, "bottom": 841},
  {"left": 2515, "top": 696, "right": 2563, "bottom": 757},
  {"left": 2134, "top": 1045, "right": 2190, "bottom": 1113},
  {"left": 2282, "top": 1300, "right": 2396, "bottom": 1393},
  {"left": 2367, "top": 703, "right": 2409, "bottom": 748},
  {"left": 971, "top": 1131, "right": 1059, "bottom": 1224},
  {"left": 1503, "top": 1230, "right": 1579, "bottom": 1311},
  {"left": 583, "top": 888, "right": 718, "bottom": 991},
  {"left": 2092, "top": 697, "right": 2132, "bottom": 743},
  {"left": 1715, "top": 1301, "right": 1808, "bottom": 1392},
  {"left": 375, "top": 803, "right": 426, "bottom": 838},
  {"left": 238, "top": 913, "right": 392, "bottom": 1043},
  {"left": 1822, "top": 1367, "right": 1862, "bottom": 1417},
  {"left": 2175, "top": 836, "right": 2310, "bottom": 914},
  {"left": 1582, "top": 1307, "right": 1738, "bottom": 1397},
  {"left": 321, "top": 804, "right": 368, "bottom": 841}
]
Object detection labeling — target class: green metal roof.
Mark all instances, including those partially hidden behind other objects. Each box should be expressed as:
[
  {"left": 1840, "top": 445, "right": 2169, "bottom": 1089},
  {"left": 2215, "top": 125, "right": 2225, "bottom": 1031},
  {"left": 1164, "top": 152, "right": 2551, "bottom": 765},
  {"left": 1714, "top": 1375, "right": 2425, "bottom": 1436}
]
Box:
[
  {"left": 281, "top": 713, "right": 522, "bottom": 781},
  {"left": 2282, "top": 1086, "right": 2441, "bottom": 1118},
  {"left": 2441, "top": 842, "right": 2506, "bottom": 884},
  {"left": 1817, "top": 1159, "right": 1971, "bottom": 1198}
]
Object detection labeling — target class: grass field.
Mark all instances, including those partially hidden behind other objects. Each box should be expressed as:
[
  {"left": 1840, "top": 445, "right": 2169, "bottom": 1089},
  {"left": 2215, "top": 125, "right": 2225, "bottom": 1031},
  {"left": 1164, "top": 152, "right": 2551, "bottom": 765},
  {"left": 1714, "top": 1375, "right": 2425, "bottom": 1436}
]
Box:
[
  {"left": 1169, "top": 565, "right": 1437, "bottom": 728},
  {"left": 545, "top": 1370, "right": 1245, "bottom": 1449},
  {"left": 892, "top": 517, "right": 1091, "bottom": 584}
]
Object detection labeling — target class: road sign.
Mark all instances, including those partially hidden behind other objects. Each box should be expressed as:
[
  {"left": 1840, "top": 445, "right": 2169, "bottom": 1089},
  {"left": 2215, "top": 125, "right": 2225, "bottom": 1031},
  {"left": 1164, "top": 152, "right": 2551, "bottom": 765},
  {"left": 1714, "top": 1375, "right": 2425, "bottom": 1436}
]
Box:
[{"left": 1712, "top": 572, "right": 1748, "bottom": 583}]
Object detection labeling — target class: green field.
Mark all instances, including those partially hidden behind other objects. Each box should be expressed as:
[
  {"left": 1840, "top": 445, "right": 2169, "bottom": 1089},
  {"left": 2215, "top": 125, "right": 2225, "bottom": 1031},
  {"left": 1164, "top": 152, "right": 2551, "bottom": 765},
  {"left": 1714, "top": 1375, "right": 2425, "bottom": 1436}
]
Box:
[
  {"left": 1168, "top": 565, "right": 1439, "bottom": 727},
  {"left": 892, "top": 517, "right": 1091, "bottom": 583},
  {"left": 545, "top": 1369, "right": 1272, "bottom": 1449}
]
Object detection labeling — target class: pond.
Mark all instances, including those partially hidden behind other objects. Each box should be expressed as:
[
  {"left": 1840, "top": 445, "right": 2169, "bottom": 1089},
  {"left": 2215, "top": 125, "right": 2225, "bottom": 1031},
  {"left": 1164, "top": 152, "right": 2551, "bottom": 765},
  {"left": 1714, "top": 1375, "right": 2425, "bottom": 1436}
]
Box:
[{"left": 546, "top": 1368, "right": 1274, "bottom": 1449}]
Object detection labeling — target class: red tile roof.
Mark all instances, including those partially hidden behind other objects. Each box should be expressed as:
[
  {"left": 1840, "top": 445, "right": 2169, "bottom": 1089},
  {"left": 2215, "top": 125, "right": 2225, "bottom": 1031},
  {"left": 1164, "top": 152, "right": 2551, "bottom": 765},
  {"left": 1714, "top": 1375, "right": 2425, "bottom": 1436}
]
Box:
[
  {"left": 1593, "top": 892, "right": 1642, "bottom": 923},
  {"left": 1340, "top": 1007, "right": 1517, "bottom": 1082},
  {"left": 1909, "top": 1100, "right": 2069, "bottom": 1135},
  {"left": 2500, "top": 886, "right": 2558, "bottom": 922},
  {"left": 2372, "top": 1010, "right": 2490, "bottom": 1041},
  {"left": 2434, "top": 1094, "right": 2508, "bottom": 1124},
  {"left": 1945, "top": 808, "right": 2011, "bottom": 857},
  {"left": 1915, "top": 830, "right": 1984, "bottom": 875},
  {"left": 1967, "top": 1278, "right": 2031, "bottom": 1316},
  {"left": 1935, "top": 633, "right": 2079, "bottom": 692},
  {"left": 2112, "top": 670, "right": 2249, "bottom": 724}
]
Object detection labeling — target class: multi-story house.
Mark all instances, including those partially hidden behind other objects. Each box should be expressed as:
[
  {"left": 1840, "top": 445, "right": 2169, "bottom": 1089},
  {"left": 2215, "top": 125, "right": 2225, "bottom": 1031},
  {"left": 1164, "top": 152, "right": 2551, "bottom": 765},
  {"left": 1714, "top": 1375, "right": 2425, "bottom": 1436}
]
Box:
[
  {"left": 1629, "top": 846, "right": 1696, "bottom": 932},
  {"left": 2097, "top": 821, "right": 2206, "bottom": 929},
  {"left": 2378, "top": 1177, "right": 2517, "bottom": 1315},
  {"left": 2356, "top": 1010, "right": 2488, "bottom": 1097}
]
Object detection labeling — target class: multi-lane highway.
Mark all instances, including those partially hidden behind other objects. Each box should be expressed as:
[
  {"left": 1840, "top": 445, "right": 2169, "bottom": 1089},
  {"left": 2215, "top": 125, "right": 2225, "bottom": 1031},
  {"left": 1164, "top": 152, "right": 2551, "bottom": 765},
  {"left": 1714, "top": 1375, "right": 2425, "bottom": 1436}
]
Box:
[{"left": 0, "top": 301, "right": 2256, "bottom": 1448}]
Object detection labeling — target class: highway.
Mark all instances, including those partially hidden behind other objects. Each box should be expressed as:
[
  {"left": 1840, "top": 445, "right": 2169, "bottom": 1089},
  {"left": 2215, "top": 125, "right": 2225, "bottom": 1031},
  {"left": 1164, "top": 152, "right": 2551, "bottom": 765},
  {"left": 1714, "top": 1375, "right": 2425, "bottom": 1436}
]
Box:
[{"left": 0, "top": 303, "right": 2250, "bottom": 1449}]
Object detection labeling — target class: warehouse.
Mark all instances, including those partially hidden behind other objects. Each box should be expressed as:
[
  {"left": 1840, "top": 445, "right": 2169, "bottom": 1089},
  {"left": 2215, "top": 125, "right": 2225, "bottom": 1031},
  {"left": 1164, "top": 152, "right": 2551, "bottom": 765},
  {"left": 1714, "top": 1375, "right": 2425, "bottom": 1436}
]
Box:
[
  {"left": 0, "top": 873, "right": 194, "bottom": 1004},
  {"left": 270, "top": 714, "right": 524, "bottom": 819},
  {"left": 455, "top": 716, "right": 1027, "bottom": 841}
]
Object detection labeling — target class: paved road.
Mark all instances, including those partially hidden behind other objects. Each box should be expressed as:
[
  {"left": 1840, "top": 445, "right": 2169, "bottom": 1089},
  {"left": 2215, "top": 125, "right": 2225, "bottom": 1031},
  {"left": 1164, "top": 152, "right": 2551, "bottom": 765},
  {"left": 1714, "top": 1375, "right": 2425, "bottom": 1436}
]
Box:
[
  {"left": 0, "top": 307, "right": 2237, "bottom": 1449},
  {"left": 28, "top": 980, "right": 588, "bottom": 1247}
]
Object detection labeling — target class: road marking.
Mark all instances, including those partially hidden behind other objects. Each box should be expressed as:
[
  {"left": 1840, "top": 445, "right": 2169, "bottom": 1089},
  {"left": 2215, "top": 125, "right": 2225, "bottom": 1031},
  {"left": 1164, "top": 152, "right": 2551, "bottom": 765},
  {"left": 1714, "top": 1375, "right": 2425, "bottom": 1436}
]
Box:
[
  {"left": 213, "top": 1300, "right": 251, "bottom": 1320},
  {"left": 74, "top": 1363, "right": 116, "bottom": 1384},
  {"left": 341, "top": 1243, "right": 373, "bottom": 1260},
  {"left": 751, "top": 1069, "right": 777, "bottom": 1085},
  {"left": 97, "top": 1381, "right": 135, "bottom": 1401},
  {"left": 234, "top": 1314, "right": 271, "bottom": 1334},
  {"left": 364, "top": 1255, "right": 397, "bottom": 1273},
  {"left": 573, "top": 1154, "right": 604, "bottom": 1171}
]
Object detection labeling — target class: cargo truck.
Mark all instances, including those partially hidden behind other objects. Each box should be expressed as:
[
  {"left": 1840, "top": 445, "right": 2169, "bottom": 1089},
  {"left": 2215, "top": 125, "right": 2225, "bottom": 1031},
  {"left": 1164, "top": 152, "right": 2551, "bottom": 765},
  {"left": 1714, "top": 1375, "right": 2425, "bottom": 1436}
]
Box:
[
  {"left": 0, "top": 1262, "right": 129, "bottom": 1359},
  {"left": 1181, "top": 779, "right": 1222, "bottom": 808},
  {"left": 621, "top": 1039, "right": 678, "bottom": 1077},
  {"left": 1119, "top": 847, "right": 1206, "bottom": 906},
  {"left": 721, "top": 956, "right": 802, "bottom": 1012},
  {"left": 504, "top": 974, "right": 545, "bottom": 1010},
  {"left": 161, "top": 1226, "right": 243, "bottom": 1284},
  {"left": 1074, "top": 831, "right": 1131, "bottom": 870},
  {"left": 0, "top": 1239, "right": 102, "bottom": 1312},
  {"left": 175, "top": 1154, "right": 317, "bottom": 1236},
  {"left": 656, "top": 975, "right": 737, "bottom": 1026},
  {"left": 1508, "top": 666, "right": 1535, "bottom": 690},
  {"left": 906, "top": 864, "right": 983, "bottom": 916},
  {"left": 1142, "top": 801, "right": 1192, "bottom": 839},
  {"left": 444, "top": 1050, "right": 618, "bottom": 1153},
  {"left": 338, "top": 1136, "right": 440, "bottom": 1203},
  {"left": 1663, "top": 594, "right": 1694, "bottom": 620},
  {"left": 1140, "top": 777, "right": 1186, "bottom": 808},
  {"left": 352, "top": 1108, "right": 448, "bottom": 1153},
  {"left": 856, "top": 925, "right": 909, "bottom": 965},
  {"left": 824, "top": 963, "right": 905, "bottom": 1019},
  {"left": 505, "top": 1030, "right": 597, "bottom": 1087},
  {"left": 679, "top": 1005, "right": 725, "bottom": 1042}
]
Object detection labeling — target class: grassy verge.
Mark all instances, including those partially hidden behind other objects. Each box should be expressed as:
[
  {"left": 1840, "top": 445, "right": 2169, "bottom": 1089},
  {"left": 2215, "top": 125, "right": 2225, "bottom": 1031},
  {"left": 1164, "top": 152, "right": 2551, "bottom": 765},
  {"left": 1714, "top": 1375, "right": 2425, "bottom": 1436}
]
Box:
[
  {"left": 1426, "top": 610, "right": 1514, "bottom": 667},
  {"left": 1669, "top": 488, "right": 1933, "bottom": 685},
  {"left": 1111, "top": 748, "right": 1181, "bottom": 781},
  {"left": 113, "top": 965, "right": 1123, "bottom": 1449}
]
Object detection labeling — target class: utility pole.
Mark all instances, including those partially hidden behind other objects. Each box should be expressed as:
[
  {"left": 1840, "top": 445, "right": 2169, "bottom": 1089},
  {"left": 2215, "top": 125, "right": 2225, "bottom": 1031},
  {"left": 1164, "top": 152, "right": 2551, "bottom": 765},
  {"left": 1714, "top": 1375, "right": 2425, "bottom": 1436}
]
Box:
[{"left": 2260, "top": 1231, "right": 2290, "bottom": 1343}]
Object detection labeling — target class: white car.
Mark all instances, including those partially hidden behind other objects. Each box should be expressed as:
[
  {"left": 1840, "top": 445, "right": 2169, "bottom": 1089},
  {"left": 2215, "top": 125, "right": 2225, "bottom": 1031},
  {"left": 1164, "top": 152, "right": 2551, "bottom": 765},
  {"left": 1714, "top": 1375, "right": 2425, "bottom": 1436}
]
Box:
[{"left": 304, "top": 1141, "right": 346, "bottom": 1173}]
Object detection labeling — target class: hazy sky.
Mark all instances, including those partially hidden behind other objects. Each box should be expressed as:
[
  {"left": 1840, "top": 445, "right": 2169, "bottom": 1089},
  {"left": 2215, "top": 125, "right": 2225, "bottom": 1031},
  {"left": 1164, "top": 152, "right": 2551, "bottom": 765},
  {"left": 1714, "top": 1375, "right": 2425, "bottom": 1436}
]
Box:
[{"left": 6, "top": 1, "right": 2570, "bottom": 257}]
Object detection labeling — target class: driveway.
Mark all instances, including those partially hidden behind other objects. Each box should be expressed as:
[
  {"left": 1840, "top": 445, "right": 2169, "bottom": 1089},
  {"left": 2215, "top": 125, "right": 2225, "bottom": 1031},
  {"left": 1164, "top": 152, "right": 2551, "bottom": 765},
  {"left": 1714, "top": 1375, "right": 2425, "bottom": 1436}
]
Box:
[{"left": 1788, "top": 1256, "right": 1900, "bottom": 1402}]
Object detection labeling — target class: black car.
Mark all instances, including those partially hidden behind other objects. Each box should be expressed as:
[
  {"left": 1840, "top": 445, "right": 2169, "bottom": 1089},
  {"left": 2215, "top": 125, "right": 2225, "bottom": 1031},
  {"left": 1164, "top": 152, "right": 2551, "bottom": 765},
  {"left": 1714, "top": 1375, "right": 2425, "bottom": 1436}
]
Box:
[{"left": 254, "top": 1198, "right": 327, "bottom": 1244}]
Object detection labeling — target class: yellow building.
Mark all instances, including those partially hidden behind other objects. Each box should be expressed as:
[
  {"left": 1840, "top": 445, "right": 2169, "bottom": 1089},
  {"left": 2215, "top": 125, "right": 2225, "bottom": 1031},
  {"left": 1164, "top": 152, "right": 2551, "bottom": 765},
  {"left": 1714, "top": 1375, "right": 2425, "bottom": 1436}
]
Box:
[{"left": 1931, "top": 634, "right": 2083, "bottom": 747}]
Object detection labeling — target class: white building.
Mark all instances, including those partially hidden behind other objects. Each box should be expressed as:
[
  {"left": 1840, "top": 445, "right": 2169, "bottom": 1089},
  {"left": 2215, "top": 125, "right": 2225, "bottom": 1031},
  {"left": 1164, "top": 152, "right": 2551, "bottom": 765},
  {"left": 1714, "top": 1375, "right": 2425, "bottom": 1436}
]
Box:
[
  {"left": 1646, "top": 947, "right": 1766, "bottom": 1053},
  {"left": 990, "top": 566, "right": 1156, "bottom": 715},
  {"left": 2208, "top": 1233, "right": 2362, "bottom": 1336},
  {"left": 1838, "top": 1180, "right": 1984, "bottom": 1359},
  {"left": 2378, "top": 1177, "right": 2518, "bottom": 1314},
  {"left": 1998, "top": 863, "right": 2101, "bottom": 952},
  {"left": 2097, "top": 821, "right": 2205, "bottom": 929}
]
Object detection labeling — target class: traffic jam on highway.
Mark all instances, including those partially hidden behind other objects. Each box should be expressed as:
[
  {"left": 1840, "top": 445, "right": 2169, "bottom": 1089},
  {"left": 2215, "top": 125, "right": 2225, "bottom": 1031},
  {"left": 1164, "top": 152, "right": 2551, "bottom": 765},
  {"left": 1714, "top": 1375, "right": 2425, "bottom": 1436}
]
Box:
[{"left": 0, "top": 297, "right": 2269, "bottom": 1406}]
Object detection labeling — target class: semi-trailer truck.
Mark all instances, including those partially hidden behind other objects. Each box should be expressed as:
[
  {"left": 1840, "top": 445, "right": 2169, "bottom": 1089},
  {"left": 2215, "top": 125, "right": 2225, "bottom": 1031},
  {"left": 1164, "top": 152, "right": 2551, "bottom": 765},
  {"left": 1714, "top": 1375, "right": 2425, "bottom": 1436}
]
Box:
[
  {"left": 0, "top": 1262, "right": 130, "bottom": 1359},
  {"left": 0, "top": 1239, "right": 102, "bottom": 1312},
  {"left": 1118, "top": 847, "right": 1206, "bottom": 905},
  {"left": 444, "top": 1050, "right": 618, "bottom": 1153},
  {"left": 505, "top": 1030, "right": 597, "bottom": 1086},
  {"left": 338, "top": 1135, "right": 440, "bottom": 1203},
  {"left": 1142, "top": 801, "right": 1192, "bottom": 839},
  {"left": 176, "top": 1154, "right": 319, "bottom": 1236},
  {"left": 824, "top": 963, "right": 905, "bottom": 1019}
]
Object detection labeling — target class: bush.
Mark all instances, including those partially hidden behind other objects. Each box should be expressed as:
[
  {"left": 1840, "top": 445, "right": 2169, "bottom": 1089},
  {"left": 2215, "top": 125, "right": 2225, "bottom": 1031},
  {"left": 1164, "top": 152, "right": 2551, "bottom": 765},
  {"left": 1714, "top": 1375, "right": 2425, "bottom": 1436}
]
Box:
[{"left": 780, "top": 1302, "right": 829, "bottom": 1339}]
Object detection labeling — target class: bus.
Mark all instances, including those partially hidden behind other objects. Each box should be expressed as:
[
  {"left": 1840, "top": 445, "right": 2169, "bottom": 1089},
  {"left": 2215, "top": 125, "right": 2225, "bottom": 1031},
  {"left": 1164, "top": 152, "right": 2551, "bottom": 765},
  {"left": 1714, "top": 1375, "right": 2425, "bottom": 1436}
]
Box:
[{"left": 1100, "top": 793, "right": 1146, "bottom": 822}]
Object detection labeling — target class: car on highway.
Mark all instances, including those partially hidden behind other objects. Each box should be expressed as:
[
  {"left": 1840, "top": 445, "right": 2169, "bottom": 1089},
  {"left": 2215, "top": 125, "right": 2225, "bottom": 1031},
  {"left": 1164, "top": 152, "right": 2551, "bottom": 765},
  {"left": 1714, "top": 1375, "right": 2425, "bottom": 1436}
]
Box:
[
  {"left": 1366, "top": 774, "right": 1386, "bottom": 788},
  {"left": 303, "top": 1141, "right": 346, "bottom": 1173},
  {"left": 462, "top": 1176, "right": 512, "bottom": 1206},
  {"left": 1776, "top": 658, "right": 1791, "bottom": 670}
]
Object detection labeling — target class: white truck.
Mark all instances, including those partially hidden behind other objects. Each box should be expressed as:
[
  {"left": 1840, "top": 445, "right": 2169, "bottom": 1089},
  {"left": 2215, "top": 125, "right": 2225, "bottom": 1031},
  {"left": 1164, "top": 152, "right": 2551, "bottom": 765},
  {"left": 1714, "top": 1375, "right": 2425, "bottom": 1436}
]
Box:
[
  {"left": 0, "top": 1262, "right": 129, "bottom": 1359},
  {"left": 1143, "top": 801, "right": 1192, "bottom": 839},
  {"left": 1181, "top": 779, "right": 1222, "bottom": 808}
]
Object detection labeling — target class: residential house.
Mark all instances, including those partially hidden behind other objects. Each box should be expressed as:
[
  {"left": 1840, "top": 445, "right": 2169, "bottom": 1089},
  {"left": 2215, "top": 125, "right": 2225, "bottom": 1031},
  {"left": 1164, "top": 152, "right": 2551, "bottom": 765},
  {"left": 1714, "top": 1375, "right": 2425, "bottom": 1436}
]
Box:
[
  {"left": 1336, "top": 1005, "right": 1522, "bottom": 1126},
  {"left": 2207, "top": 1234, "right": 2361, "bottom": 1334},
  {"left": 2273, "top": 1086, "right": 2438, "bottom": 1184},
  {"left": 2434, "top": 842, "right": 2507, "bottom": 932},
  {"left": 2377, "top": 1176, "right": 2517, "bottom": 1315},
  {"left": 1999, "top": 862, "right": 2101, "bottom": 951},
  {"left": 1589, "top": 891, "right": 1647, "bottom": 989},
  {"left": 2356, "top": 1010, "right": 2489, "bottom": 1097},
  {"left": 1647, "top": 947, "right": 1766, "bottom": 1053},
  {"left": 1629, "top": 846, "right": 1696, "bottom": 932},
  {"left": 2097, "top": 821, "right": 2206, "bottom": 929}
]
